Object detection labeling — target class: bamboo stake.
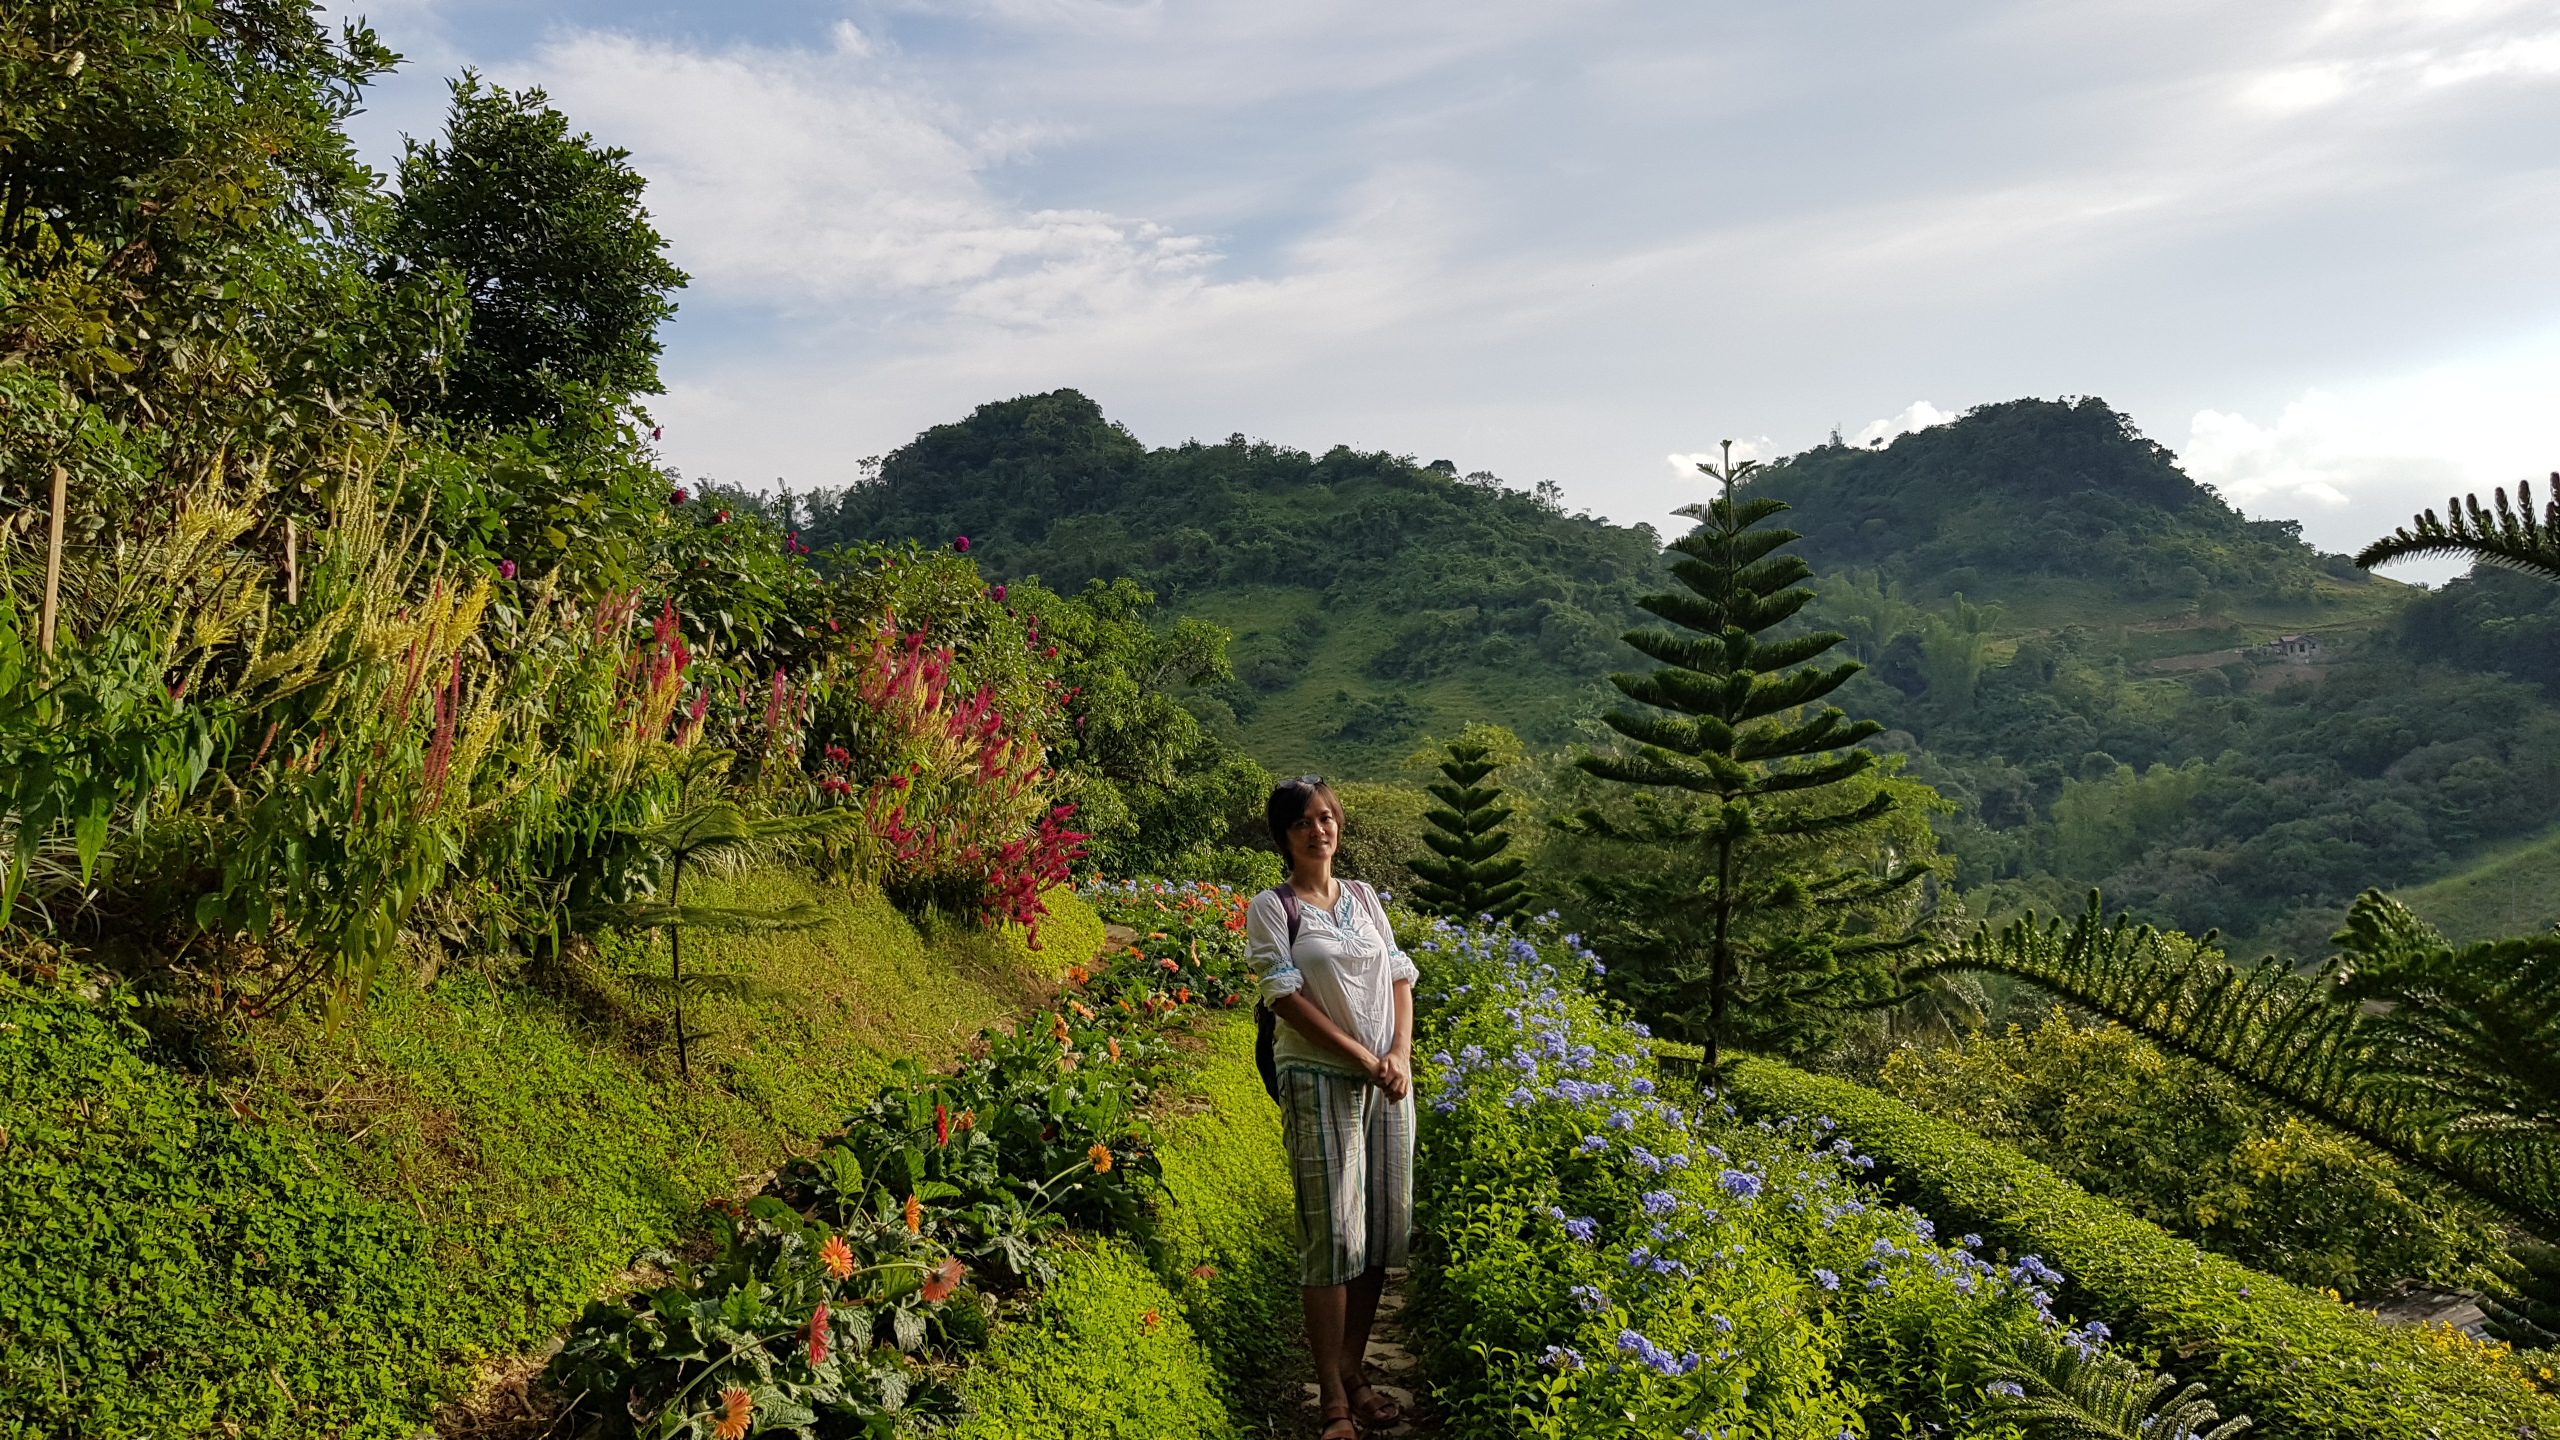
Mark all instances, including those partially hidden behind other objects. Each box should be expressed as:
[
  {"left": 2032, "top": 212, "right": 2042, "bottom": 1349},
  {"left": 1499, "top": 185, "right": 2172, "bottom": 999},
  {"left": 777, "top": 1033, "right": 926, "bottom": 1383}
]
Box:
[
  {"left": 285, "top": 515, "right": 299, "bottom": 604},
  {"left": 38, "top": 464, "right": 64, "bottom": 655}
]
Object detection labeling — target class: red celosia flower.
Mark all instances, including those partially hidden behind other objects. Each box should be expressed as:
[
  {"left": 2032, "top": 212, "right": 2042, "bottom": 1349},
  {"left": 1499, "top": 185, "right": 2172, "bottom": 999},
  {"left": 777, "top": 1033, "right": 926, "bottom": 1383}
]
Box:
[
  {"left": 922, "top": 1256, "right": 965, "bottom": 1302},
  {"left": 808, "top": 1301, "right": 832, "bottom": 1366},
  {"left": 820, "top": 1234, "right": 855, "bottom": 1279},
  {"left": 935, "top": 1103, "right": 951, "bottom": 1147},
  {"left": 713, "top": 1387, "right": 752, "bottom": 1440}
]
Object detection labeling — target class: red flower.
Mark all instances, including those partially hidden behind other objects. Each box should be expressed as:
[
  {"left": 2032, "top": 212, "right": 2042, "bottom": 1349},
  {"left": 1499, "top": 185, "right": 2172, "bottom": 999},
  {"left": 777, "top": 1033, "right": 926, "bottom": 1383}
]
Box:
[
  {"left": 819, "top": 1234, "right": 855, "bottom": 1279},
  {"left": 935, "top": 1103, "right": 951, "bottom": 1147},
  {"left": 991, "top": 584, "right": 1007, "bottom": 600},
  {"left": 954, "top": 535, "right": 971, "bottom": 552},
  {"left": 670, "top": 487, "right": 690, "bottom": 505},
  {"left": 808, "top": 1302, "right": 832, "bottom": 1366}
]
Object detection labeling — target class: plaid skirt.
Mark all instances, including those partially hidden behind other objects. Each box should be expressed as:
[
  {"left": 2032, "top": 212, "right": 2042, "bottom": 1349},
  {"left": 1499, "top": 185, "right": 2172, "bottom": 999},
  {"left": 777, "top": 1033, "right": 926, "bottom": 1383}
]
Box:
[{"left": 1277, "top": 1065, "right": 1414, "bottom": 1287}]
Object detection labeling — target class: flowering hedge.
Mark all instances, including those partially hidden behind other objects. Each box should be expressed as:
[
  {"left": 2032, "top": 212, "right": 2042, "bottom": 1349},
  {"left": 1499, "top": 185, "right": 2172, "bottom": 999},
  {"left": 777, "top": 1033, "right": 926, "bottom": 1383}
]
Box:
[
  {"left": 1725, "top": 1057, "right": 2560, "bottom": 1440},
  {"left": 1407, "top": 915, "right": 2177, "bottom": 1440}
]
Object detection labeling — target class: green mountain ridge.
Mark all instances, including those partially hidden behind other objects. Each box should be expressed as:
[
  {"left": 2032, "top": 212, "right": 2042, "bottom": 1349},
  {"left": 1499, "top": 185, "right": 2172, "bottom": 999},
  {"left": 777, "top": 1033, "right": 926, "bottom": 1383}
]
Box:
[{"left": 804, "top": 389, "right": 2560, "bottom": 954}]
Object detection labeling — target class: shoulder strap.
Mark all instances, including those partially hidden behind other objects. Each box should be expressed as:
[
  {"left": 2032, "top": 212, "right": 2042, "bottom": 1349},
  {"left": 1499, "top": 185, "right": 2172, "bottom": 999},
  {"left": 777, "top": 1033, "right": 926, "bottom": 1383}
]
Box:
[{"left": 1267, "top": 882, "right": 1300, "bottom": 948}]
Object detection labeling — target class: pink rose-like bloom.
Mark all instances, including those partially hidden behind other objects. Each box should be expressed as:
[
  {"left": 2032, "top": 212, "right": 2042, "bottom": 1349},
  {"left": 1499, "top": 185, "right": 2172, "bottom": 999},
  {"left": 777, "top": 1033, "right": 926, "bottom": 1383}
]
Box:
[
  {"left": 670, "top": 487, "right": 689, "bottom": 505},
  {"left": 499, "top": 559, "right": 518, "bottom": 580},
  {"left": 954, "top": 535, "right": 971, "bottom": 553},
  {"left": 991, "top": 584, "right": 1007, "bottom": 601}
]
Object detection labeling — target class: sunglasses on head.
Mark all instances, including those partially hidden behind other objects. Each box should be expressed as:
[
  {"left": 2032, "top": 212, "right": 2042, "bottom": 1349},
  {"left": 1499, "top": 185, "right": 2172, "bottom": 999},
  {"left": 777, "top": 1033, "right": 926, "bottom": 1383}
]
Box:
[{"left": 1279, "top": 774, "right": 1327, "bottom": 789}]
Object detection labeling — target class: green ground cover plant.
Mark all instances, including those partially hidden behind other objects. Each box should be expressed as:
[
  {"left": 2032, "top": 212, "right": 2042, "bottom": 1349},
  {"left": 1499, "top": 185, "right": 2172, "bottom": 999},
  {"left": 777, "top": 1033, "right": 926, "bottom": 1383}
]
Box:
[
  {"left": 1406, "top": 912, "right": 2225, "bottom": 1439},
  {"left": 0, "top": 880, "right": 1094, "bottom": 1439},
  {"left": 1725, "top": 1056, "right": 2560, "bottom": 1439}
]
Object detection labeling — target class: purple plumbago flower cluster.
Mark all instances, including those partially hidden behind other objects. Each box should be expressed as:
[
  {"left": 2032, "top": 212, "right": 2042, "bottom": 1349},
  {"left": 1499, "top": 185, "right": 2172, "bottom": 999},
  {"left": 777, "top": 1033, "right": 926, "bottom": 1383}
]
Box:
[
  {"left": 1617, "top": 1329, "right": 1703, "bottom": 1377},
  {"left": 1408, "top": 907, "right": 2125, "bottom": 1432}
]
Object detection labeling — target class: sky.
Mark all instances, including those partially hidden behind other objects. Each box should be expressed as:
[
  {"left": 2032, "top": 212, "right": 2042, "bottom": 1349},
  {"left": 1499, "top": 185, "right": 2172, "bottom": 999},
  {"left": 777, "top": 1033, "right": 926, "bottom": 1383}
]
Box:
[{"left": 332, "top": 0, "right": 2560, "bottom": 580}]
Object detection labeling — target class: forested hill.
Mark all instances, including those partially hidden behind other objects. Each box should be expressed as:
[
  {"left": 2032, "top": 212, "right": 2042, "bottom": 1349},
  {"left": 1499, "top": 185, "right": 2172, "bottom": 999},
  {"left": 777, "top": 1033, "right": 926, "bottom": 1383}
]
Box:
[
  {"left": 803, "top": 389, "right": 1669, "bottom": 767},
  {"left": 1755, "top": 397, "right": 2360, "bottom": 608}
]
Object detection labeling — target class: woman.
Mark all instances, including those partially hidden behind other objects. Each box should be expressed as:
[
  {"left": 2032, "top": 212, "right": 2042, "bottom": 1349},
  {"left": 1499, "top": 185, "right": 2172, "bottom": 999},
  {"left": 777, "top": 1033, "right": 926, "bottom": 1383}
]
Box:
[{"left": 1248, "top": 776, "right": 1417, "bottom": 1440}]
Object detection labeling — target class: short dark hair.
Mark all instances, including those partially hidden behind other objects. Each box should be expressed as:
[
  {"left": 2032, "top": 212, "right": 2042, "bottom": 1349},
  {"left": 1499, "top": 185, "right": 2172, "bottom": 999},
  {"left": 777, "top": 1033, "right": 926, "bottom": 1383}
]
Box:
[{"left": 1265, "top": 775, "right": 1341, "bottom": 854}]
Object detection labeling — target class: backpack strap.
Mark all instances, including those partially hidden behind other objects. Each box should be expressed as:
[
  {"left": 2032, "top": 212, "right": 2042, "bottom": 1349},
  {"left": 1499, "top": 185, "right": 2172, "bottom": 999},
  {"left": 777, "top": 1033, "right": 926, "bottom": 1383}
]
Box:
[{"left": 1254, "top": 882, "right": 1298, "bottom": 1104}]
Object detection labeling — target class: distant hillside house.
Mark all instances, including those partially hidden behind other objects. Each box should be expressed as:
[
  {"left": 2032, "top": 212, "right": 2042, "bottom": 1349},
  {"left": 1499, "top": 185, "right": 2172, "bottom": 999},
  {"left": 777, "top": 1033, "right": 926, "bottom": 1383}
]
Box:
[{"left": 2265, "top": 633, "right": 2321, "bottom": 664}]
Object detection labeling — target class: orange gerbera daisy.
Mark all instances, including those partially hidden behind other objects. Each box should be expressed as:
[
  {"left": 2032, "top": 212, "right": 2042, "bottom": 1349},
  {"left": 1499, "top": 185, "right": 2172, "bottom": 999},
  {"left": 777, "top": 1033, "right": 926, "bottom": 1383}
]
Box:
[
  {"left": 922, "top": 1255, "right": 966, "bottom": 1302},
  {"left": 904, "top": 1193, "right": 923, "bottom": 1234},
  {"left": 713, "top": 1387, "right": 753, "bottom": 1440},
  {"left": 1067, "top": 965, "right": 1091, "bottom": 985},
  {"left": 1088, "top": 1142, "right": 1114, "bottom": 1174},
  {"left": 818, "top": 1234, "right": 855, "bottom": 1279}
]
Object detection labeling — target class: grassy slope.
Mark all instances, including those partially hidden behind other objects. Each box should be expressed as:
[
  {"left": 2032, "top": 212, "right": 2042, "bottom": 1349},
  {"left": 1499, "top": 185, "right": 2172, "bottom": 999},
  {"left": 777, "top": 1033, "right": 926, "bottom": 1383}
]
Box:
[
  {"left": 2394, "top": 821, "right": 2560, "bottom": 944},
  {"left": 0, "top": 877, "right": 1099, "bottom": 1439},
  {"left": 1183, "top": 588, "right": 1615, "bottom": 779},
  {"left": 957, "top": 1017, "right": 1299, "bottom": 1439}
]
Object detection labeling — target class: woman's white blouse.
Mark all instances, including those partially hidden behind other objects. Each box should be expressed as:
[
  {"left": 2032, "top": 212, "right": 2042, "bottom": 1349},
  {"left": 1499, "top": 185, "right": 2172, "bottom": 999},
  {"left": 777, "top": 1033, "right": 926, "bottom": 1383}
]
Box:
[{"left": 1248, "top": 882, "right": 1419, "bottom": 1072}]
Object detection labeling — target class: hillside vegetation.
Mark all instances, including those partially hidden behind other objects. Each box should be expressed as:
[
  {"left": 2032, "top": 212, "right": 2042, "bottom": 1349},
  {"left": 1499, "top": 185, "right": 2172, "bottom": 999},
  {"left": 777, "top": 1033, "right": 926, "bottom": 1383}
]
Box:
[
  {"left": 802, "top": 390, "right": 1665, "bottom": 769},
  {"left": 817, "top": 391, "right": 2559, "bottom": 956}
]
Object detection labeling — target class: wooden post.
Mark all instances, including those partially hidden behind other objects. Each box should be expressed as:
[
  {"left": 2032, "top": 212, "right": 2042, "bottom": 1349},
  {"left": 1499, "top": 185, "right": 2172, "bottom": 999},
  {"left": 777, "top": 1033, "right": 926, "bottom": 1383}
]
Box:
[
  {"left": 38, "top": 464, "right": 64, "bottom": 655},
  {"left": 284, "top": 515, "right": 299, "bottom": 605}
]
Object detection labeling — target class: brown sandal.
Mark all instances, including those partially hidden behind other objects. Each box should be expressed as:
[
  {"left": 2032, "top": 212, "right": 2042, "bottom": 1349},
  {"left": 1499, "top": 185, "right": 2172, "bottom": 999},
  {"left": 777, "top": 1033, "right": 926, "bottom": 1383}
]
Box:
[
  {"left": 1320, "top": 1402, "right": 1361, "bottom": 1440},
  {"left": 1349, "top": 1382, "right": 1403, "bottom": 1427}
]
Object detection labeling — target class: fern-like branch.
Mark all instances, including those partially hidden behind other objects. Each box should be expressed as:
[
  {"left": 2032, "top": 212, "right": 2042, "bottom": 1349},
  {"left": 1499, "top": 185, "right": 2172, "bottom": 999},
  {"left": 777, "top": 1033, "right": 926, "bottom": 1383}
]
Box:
[
  {"left": 2356, "top": 475, "right": 2560, "bottom": 580},
  {"left": 1902, "top": 892, "right": 2560, "bottom": 1233}
]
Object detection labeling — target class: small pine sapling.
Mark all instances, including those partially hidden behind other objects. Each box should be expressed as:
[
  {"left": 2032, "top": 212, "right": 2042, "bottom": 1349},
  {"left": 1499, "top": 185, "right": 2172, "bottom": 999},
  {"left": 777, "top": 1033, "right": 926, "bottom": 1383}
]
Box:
[{"left": 1408, "top": 740, "right": 1530, "bottom": 922}]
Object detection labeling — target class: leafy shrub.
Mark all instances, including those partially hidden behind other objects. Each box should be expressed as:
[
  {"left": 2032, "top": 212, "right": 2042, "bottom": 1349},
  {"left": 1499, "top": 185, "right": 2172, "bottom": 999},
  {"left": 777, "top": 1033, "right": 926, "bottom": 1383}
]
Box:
[
  {"left": 1407, "top": 913, "right": 2188, "bottom": 1438},
  {"left": 1877, "top": 1011, "right": 2505, "bottom": 1297},
  {"left": 1726, "top": 1057, "right": 2560, "bottom": 1439}
]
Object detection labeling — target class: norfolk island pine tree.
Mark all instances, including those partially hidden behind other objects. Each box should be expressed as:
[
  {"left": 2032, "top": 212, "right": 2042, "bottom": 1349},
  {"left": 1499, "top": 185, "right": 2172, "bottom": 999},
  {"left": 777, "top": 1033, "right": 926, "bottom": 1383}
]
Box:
[
  {"left": 1408, "top": 738, "right": 1531, "bottom": 923},
  {"left": 1561, "top": 442, "right": 1933, "bottom": 1070}
]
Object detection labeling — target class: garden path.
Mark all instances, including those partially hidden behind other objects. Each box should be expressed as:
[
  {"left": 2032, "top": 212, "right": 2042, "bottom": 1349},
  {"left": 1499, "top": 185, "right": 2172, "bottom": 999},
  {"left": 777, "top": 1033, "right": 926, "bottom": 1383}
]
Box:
[{"left": 1292, "top": 1266, "right": 1434, "bottom": 1437}]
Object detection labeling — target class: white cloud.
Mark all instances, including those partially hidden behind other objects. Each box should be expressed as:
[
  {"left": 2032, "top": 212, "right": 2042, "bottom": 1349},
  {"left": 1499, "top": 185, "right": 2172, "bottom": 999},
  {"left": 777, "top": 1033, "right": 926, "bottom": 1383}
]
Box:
[
  {"left": 2179, "top": 331, "right": 2560, "bottom": 579},
  {"left": 1855, "top": 402, "right": 1959, "bottom": 449},
  {"left": 520, "top": 30, "right": 1223, "bottom": 327}
]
